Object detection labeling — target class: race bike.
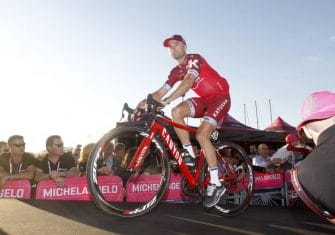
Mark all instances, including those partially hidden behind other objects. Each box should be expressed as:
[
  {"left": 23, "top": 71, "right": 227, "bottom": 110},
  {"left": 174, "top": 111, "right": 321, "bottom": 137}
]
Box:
[{"left": 87, "top": 94, "right": 254, "bottom": 218}]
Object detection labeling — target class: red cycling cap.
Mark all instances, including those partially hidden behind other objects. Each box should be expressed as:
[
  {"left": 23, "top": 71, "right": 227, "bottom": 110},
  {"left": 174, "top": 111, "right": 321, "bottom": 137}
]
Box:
[
  {"left": 297, "top": 91, "right": 335, "bottom": 130},
  {"left": 163, "top": 35, "right": 187, "bottom": 47},
  {"left": 285, "top": 133, "right": 300, "bottom": 144}
]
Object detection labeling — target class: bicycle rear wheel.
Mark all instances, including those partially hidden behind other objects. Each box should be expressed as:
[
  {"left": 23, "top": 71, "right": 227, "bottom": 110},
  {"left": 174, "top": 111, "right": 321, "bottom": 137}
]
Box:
[
  {"left": 200, "top": 142, "right": 254, "bottom": 216},
  {"left": 87, "top": 126, "right": 170, "bottom": 218}
]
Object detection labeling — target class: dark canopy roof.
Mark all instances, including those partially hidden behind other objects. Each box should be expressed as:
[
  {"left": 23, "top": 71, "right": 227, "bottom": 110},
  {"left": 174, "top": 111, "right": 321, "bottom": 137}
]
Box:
[{"left": 218, "top": 114, "right": 255, "bottom": 131}]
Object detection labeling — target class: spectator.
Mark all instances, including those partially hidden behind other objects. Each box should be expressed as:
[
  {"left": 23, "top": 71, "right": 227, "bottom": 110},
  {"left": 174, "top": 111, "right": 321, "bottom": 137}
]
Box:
[
  {"left": 72, "top": 144, "right": 82, "bottom": 165},
  {"left": 97, "top": 142, "right": 115, "bottom": 175},
  {"left": 247, "top": 144, "right": 257, "bottom": 162},
  {"left": 271, "top": 133, "right": 313, "bottom": 170},
  {"left": 252, "top": 144, "right": 278, "bottom": 173},
  {"left": 292, "top": 91, "right": 335, "bottom": 224},
  {"left": 113, "top": 143, "right": 126, "bottom": 170},
  {"left": 0, "top": 141, "right": 9, "bottom": 155},
  {"left": 98, "top": 142, "right": 126, "bottom": 175},
  {"left": 78, "top": 143, "right": 95, "bottom": 176},
  {"left": 0, "top": 135, "right": 37, "bottom": 189},
  {"left": 35, "top": 135, "right": 79, "bottom": 187},
  {"left": 268, "top": 145, "right": 276, "bottom": 156}
]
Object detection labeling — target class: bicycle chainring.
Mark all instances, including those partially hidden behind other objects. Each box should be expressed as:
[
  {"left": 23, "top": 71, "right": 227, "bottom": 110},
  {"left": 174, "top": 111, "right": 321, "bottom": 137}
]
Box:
[{"left": 181, "top": 176, "right": 201, "bottom": 197}]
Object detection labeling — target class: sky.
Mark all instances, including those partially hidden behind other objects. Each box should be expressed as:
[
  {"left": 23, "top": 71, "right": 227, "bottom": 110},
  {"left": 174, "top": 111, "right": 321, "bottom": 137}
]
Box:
[{"left": 1, "top": 0, "right": 334, "bottom": 152}]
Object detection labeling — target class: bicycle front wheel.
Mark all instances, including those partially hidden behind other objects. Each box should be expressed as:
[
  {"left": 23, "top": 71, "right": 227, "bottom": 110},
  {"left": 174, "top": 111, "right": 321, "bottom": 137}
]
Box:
[
  {"left": 201, "top": 142, "right": 254, "bottom": 216},
  {"left": 86, "top": 125, "right": 170, "bottom": 218}
]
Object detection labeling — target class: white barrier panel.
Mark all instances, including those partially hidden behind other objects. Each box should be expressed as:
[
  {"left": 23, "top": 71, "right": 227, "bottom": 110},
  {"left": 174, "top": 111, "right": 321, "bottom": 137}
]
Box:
[
  {"left": 35, "top": 176, "right": 123, "bottom": 201},
  {"left": 0, "top": 180, "right": 31, "bottom": 199}
]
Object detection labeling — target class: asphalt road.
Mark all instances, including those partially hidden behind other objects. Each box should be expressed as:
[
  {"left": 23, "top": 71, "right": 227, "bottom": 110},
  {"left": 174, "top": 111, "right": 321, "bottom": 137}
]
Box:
[{"left": 0, "top": 200, "right": 334, "bottom": 235}]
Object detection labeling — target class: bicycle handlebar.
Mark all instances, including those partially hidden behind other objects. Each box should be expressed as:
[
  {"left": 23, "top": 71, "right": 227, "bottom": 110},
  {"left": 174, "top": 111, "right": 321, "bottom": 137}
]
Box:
[
  {"left": 120, "top": 94, "right": 165, "bottom": 122},
  {"left": 146, "top": 94, "right": 164, "bottom": 114}
]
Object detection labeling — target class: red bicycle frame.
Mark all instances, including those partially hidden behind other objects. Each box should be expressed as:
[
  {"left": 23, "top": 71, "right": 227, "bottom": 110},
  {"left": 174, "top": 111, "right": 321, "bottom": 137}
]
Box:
[{"left": 128, "top": 114, "right": 238, "bottom": 188}]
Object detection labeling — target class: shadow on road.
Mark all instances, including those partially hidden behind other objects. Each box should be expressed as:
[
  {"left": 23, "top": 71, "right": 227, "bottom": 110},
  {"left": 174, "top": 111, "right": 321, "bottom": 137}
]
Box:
[{"left": 18, "top": 200, "right": 335, "bottom": 235}]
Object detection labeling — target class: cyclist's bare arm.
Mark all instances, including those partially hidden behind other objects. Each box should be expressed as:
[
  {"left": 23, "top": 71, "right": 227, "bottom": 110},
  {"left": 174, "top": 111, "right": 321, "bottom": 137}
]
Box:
[
  {"left": 162, "top": 74, "right": 196, "bottom": 105},
  {"left": 135, "top": 87, "right": 168, "bottom": 112}
]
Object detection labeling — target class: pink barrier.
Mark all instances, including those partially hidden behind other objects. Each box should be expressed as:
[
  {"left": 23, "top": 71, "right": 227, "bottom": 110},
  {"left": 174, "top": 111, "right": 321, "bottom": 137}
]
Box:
[
  {"left": 35, "top": 176, "right": 123, "bottom": 201},
  {"left": 283, "top": 170, "right": 300, "bottom": 206},
  {"left": 163, "top": 173, "right": 184, "bottom": 201},
  {"left": 0, "top": 180, "right": 31, "bottom": 199},
  {"left": 227, "top": 176, "right": 250, "bottom": 192},
  {"left": 254, "top": 172, "right": 283, "bottom": 188},
  {"left": 126, "top": 173, "right": 185, "bottom": 202}
]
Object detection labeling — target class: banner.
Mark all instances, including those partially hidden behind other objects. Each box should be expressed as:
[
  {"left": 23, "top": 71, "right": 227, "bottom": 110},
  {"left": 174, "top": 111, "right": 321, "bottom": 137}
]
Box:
[
  {"left": 35, "top": 176, "right": 123, "bottom": 201},
  {"left": 126, "top": 173, "right": 185, "bottom": 202},
  {"left": 254, "top": 172, "right": 283, "bottom": 188},
  {"left": 0, "top": 180, "right": 31, "bottom": 199}
]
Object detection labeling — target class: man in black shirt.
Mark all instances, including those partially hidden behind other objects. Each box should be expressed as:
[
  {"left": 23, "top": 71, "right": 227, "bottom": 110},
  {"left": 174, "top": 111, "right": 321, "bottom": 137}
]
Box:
[
  {"left": 293, "top": 91, "right": 335, "bottom": 224},
  {"left": 35, "top": 135, "right": 79, "bottom": 187},
  {"left": 0, "top": 135, "right": 37, "bottom": 189}
]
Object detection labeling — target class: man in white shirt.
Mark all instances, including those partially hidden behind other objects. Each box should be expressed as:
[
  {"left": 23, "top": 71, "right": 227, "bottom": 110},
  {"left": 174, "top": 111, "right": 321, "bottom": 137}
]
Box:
[{"left": 271, "top": 133, "right": 313, "bottom": 170}]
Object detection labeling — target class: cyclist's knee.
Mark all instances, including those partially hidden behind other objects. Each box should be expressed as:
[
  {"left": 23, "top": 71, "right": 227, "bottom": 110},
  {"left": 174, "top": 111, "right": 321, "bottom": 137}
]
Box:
[
  {"left": 171, "top": 106, "right": 187, "bottom": 120},
  {"left": 196, "top": 130, "right": 210, "bottom": 145}
]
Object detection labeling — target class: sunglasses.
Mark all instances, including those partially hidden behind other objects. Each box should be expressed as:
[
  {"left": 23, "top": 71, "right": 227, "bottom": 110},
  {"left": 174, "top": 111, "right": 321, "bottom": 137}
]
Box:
[
  {"left": 54, "top": 144, "right": 64, "bottom": 147},
  {"left": 12, "top": 143, "right": 25, "bottom": 148}
]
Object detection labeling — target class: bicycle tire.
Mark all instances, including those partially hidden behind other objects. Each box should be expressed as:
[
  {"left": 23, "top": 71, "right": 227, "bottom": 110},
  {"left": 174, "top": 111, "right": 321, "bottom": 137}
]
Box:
[
  {"left": 87, "top": 125, "right": 171, "bottom": 218},
  {"left": 200, "top": 141, "right": 254, "bottom": 216}
]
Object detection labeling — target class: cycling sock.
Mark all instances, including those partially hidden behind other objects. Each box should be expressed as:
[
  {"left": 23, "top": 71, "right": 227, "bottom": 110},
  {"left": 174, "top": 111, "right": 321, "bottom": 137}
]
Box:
[
  {"left": 182, "top": 143, "right": 196, "bottom": 159},
  {"left": 209, "top": 167, "right": 222, "bottom": 186}
]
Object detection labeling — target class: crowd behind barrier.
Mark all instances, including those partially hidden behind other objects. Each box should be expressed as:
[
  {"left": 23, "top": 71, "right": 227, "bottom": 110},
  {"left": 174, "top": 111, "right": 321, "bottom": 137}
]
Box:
[
  {"left": 0, "top": 171, "right": 303, "bottom": 207},
  {"left": 0, "top": 134, "right": 310, "bottom": 208}
]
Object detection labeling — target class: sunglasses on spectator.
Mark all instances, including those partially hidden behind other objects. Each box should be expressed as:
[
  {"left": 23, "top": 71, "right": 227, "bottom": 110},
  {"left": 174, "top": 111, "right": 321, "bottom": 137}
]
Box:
[
  {"left": 12, "top": 143, "right": 25, "bottom": 147},
  {"left": 54, "top": 143, "right": 64, "bottom": 147}
]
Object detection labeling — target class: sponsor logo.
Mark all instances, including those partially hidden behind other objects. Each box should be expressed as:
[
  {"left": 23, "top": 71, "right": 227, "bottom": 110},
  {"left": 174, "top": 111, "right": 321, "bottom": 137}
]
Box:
[
  {"left": 131, "top": 182, "right": 181, "bottom": 193},
  {"left": 161, "top": 128, "right": 182, "bottom": 165},
  {"left": 186, "top": 59, "right": 199, "bottom": 70},
  {"left": 0, "top": 188, "right": 25, "bottom": 198},
  {"left": 135, "top": 145, "right": 149, "bottom": 168},
  {"left": 254, "top": 173, "right": 281, "bottom": 182},
  {"left": 42, "top": 185, "right": 119, "bottom": 198},
  {"left": 92, "top": 149, "right": 100, "bottom": 184},
  {"left": 128, "top": 195, "right": 157, "bottom": 215},
  {"left": 213, "top": 99, "right": 228, "bottom": 118}
]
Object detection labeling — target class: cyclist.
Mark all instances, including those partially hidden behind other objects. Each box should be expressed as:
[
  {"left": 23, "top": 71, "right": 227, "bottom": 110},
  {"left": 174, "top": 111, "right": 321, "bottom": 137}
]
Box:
[
  {"left": 136, "top": 35, "right": 230, "bottom": 208},
  {"left": 293, "top": 90, "right": 335, "bottom": 224}
]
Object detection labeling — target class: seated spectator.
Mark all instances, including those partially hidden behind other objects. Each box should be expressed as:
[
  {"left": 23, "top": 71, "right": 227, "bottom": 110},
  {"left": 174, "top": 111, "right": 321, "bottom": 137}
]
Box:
[
  {"left": 97, "top": 142, "right": 115, "bottom": 175},
  {"left": 252, "top": 144, "right": 279, "bottom": 173},
  {"left": 97, "top": 142, "right": 126, "bottom": 175},
  {"left": 72, "top": 144, "right": 82, "bottom": 165},
  {"left": 78, "top": 143, "right": 95, "bottom": 176},
  {"left": 0, "top": 135, "right": 37, "bottom": 189},
  {"left": 0, "top": 141, "right": 9, "bottom": 155},
  {"left": 35, "top": 135, "right": 79, "bottom": 187},
  {"left": 247, "top": 144, "right": 257, "bottom": 163},
  {"left": 112, "top": 143, "right": 126, "bottom": 171},
  {"left": 271, "top": 133, "right": 313, "bottom": 170},
  {"left": 268, "top": 145, "right": 276, "bottom": 157}
]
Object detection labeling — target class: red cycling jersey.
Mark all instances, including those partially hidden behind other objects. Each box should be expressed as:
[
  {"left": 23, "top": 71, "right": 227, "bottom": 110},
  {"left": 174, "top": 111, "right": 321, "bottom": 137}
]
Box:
[{"left": 163, "top": 54, "right": 229, "bottom": 99}]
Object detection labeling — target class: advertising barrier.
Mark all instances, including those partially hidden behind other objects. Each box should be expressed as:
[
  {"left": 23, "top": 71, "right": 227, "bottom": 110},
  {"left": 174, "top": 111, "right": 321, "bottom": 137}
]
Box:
[
  {"left": 126, "top": 173, "right": 185, "bottom": 202},
  {"left": 35, "top": 176, "right": 123, "bottom": 201},
  {"left": 0, "top": 180, "right": 31, "bottom": 199}
]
